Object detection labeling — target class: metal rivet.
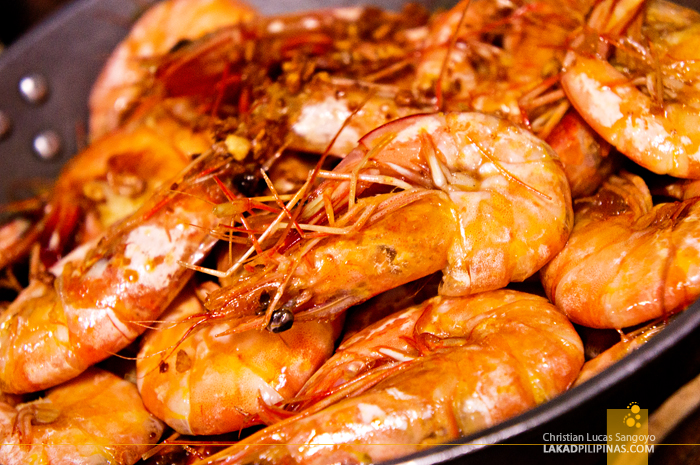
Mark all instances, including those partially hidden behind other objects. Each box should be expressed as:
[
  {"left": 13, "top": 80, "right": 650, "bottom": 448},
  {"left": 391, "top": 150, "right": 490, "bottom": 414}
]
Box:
[
  {"left": 32, "top": 130, "right": 61, "bottom": 160},
  {"left": 19, "top": 74, "right": 49, "bottom": 104},
  {"left": 0, "top": 111, "right": 10, "bottom": 140}
]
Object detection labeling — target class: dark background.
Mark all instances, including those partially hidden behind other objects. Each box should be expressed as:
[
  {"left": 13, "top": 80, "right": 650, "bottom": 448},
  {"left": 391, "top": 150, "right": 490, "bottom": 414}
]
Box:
[{"left": 0, "top": 0, "right": 73, "bottom": 46}]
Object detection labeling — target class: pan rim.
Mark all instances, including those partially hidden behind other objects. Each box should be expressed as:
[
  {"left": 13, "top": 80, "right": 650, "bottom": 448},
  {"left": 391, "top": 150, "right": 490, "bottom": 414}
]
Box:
[{"left": 1, "top": 0, "right": 699, "bottom": 463}]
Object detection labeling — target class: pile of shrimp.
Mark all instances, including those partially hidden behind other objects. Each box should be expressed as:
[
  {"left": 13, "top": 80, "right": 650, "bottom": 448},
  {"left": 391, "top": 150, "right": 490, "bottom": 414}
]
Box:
[{"left": 0, "top": 0, "right": 699, "bottom": 462}]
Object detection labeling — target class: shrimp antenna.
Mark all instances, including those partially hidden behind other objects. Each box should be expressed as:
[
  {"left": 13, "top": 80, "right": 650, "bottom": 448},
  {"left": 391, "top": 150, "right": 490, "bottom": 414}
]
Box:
[
  {"left": 261, "top": 88, "right": 378, "bottom": 258},
  {"left": 212, "top": 87, "right": 382, "bottom": 327},
  {"left": 435, "top": 0, "right": 472, "bottom": 111},
  {"left": 300, "top": 86, "right": 378, "bottom": 208},
  {"left": 465, "top": 132, "right": 552, "bottom": 201},
  {"left": 260, "top": 169, "right": 305, "bottom": 238},
  {"left": 180, "top": 174, "right": 313, "bottom": 278}
]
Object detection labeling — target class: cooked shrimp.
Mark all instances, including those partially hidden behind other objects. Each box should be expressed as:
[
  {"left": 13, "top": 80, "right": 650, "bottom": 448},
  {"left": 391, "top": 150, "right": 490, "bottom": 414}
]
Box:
[
  {"left": 0, "top": 367, "right": 164, "bottom": 465},
  {"left": 136, "top": 285, "right": 342, "bottom": 435},
  {"left": 89, "top": 0, "right": 256, "bottom": 138},
  {"left": 199, "top": 112, "right": 572, "bottom": 333},
  {"left": 11, "top": 100, "right": 210, "bottom": 269},
  {"left": 541, "top": 172, "right": 700, "bottom": 329},
  {"left": 560, "top": 0, "right": 700, "bottom": 178},
  {"left": 659, "top": 178, "right": 700, "bottom": 201},
  {"left": 202, "top": 290, "right": 583, "bottom": 465},
  {"left": 0, "top": 151, "right": 236, "bottom": 394}
]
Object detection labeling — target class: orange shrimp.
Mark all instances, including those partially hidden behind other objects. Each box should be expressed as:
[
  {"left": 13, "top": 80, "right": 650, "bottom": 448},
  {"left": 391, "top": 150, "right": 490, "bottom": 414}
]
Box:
[
  {"left": 0, "top": 151, "right": 237, "bottom": 394},
  {"left": 659, "top": 177, "right": 700, "bottom": 201},
  {"left": 89, "top": 0, "right": 256, "bottom": 138},
  {"left": 560, "top": 0, "right": 700, "bottom": 178},
  {"left": 201, "top": 290, "right": 583, "bottom": 465},
  {"left": 196, "top": 111, "right": 572, "bottom": 333},
  {"left": 0, "top": 368, "right": 164, "bottom": 465},
  {"left": 136, "top": 285, "right": 342, "bottom": 435},
  {"left": 541, "top": 172, "right": 700, "bottom": 328}
]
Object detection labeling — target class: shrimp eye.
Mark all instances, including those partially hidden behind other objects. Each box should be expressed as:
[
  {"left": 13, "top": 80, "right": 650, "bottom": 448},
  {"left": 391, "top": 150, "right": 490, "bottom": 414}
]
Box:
[
  {"left": 233, "top": 171, "right": 266, "bottom": 197},
  {"left": 268, "top": 308, "right": 294, "bottom": 333}
]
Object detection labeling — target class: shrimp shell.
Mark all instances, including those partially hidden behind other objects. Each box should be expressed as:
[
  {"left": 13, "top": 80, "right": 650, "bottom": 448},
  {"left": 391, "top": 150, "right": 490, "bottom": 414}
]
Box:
[
  {"left": 545, "top": 109, "right": 619, "bottom": 198},
  {"left": 89, "top": 0, "right": 256, "bottom": 138},
  {"left": 560, "top": 0, "right": 700, "bottom": 178}
]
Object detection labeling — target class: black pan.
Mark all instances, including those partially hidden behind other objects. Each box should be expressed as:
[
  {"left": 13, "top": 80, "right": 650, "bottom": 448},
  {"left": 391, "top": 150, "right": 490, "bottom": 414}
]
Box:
[{"left": 1, "top": 1, "right": 699, "bottom": 464}]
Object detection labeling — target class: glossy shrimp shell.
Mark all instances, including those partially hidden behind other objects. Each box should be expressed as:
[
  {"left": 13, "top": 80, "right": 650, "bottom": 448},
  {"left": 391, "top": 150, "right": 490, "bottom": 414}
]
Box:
[
  {"left": 0, "top": 153, "right": 237, "bottom": 394},
  {"left": 0, "top": 368, "right": 164, "bottom": 465},
  {"left": 354, "top": 111, "right": 573, "bottom": 295},
  {"left": 561, "top": 56, "right": 700, "bottom": 178},
  {"left": 541, "top": 172, "right": 700, "bottom": 328},
  {"left": 205, "top": 112, "right": 572, "bottom": 328},
  {"left": 205, "top": 290, "right": 583, "bottom": 465}
]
